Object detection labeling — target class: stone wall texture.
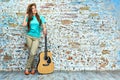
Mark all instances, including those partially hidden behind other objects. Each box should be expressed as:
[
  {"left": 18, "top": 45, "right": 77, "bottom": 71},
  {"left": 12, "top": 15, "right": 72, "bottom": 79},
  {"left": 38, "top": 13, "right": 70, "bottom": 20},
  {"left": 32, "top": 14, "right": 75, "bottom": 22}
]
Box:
[{"left": 0, "top": 0, "right": 120, "bottom": 71}]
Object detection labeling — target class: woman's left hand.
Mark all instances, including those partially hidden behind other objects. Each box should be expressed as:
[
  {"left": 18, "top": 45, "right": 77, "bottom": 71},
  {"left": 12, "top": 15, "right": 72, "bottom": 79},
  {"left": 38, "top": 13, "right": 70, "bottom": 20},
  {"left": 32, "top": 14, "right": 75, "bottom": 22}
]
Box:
[{"left": 43, "top": 28, "right": 47, "bottom": 36}]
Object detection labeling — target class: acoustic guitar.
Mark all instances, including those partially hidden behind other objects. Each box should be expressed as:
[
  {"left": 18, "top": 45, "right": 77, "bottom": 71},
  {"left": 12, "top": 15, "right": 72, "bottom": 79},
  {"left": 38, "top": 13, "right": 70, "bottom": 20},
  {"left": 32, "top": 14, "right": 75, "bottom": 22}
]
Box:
[{"left": 37, "top": 35, "right": 54, "bottom": 74}]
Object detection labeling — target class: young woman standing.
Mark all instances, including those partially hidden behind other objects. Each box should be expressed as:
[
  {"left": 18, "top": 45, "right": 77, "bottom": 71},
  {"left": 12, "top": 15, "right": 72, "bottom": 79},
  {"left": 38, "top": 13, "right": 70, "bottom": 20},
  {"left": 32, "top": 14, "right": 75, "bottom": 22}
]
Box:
[{"left": 22, "top": 3, "right": 47, "bottom": 75}]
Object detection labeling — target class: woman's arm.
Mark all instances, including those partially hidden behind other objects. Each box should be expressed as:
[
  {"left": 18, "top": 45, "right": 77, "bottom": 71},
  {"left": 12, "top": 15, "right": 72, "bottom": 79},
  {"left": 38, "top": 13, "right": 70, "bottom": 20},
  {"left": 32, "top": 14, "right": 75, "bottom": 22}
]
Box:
[
  {"left": 22, "top": 14, "right": 28, "bottom": 27},
  {"left": 42, "top": 24, "right": 47, "bottom": 35}
]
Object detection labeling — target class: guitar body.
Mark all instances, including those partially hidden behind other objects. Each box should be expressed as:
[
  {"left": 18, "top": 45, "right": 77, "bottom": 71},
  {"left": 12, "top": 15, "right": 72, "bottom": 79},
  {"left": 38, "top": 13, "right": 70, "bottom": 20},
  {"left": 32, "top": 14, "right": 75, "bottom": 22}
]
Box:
[{"left": 37, "top": 51, "right": 54, "bottom": 74}]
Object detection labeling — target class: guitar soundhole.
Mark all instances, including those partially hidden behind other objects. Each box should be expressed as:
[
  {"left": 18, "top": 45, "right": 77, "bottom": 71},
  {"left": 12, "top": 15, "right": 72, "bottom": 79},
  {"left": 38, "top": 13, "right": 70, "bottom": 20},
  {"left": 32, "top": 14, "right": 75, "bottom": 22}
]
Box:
[{"left": 47, "top": 57, "right": 51, "bottom": 63}]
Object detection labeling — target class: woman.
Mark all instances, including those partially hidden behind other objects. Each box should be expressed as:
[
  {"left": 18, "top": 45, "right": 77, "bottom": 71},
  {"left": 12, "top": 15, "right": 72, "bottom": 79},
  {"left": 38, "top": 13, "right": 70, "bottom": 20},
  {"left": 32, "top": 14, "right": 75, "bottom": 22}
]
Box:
[{"left": 22, "top": 3, "right": 47, "bottom": 75}]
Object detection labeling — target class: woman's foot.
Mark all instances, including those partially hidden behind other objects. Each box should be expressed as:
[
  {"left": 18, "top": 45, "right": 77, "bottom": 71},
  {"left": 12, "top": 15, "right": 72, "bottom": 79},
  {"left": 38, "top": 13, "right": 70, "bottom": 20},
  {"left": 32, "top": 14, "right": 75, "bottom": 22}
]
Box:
[
  {"left": 31, "top": 69, "right": 36, "bottom": 75},
  {"left": 24, "top": 69, "right": 30, "bottom": 75}
]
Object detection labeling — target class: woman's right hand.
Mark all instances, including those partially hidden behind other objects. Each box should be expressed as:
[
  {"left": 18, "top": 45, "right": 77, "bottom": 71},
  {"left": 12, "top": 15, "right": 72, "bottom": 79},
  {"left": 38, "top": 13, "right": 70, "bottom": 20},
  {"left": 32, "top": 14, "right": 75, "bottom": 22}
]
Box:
[
  {"left": 22, "top": 14, "right": 28, "bottom": 27},
  {"left": 25, "top": 14, "right": 28, "bottom": 17}
]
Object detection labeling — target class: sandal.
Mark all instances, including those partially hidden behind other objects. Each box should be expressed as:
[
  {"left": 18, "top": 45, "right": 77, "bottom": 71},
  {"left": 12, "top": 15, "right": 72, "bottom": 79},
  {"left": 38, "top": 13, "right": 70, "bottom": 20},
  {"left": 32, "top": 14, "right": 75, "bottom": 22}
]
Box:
[
  {"left": 24, "top": 69, "right": 30, "bottom": 75},
  {"left": 31, "top": 69, "right": 36, "bottom": 75}
]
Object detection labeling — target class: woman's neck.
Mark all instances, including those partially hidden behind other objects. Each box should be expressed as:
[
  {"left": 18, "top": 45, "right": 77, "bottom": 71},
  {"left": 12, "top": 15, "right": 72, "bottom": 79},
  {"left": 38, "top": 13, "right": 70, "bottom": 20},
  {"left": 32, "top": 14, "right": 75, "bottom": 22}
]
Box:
[{"left": 33, "top": 13, "right": 36, "bottom": 16}]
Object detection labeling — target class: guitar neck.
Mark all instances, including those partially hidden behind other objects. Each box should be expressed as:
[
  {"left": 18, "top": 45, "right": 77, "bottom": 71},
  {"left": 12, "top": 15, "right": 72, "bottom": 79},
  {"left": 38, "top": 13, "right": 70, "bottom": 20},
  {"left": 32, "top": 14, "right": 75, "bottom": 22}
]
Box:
[{"left": 44, "top": 35, "right": 48, "bottom": 60}]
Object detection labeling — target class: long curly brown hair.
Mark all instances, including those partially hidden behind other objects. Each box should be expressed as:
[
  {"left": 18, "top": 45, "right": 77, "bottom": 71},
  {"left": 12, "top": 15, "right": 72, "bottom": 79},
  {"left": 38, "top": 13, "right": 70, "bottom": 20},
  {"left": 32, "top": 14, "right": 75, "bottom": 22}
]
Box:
[{"left": 26, "top": 3, "right": 41, "bottom": 31}]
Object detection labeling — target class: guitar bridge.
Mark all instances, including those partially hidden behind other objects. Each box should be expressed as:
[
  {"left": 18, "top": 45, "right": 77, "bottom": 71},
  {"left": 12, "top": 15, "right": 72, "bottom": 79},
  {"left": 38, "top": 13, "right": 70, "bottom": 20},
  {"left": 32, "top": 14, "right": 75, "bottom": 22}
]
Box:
[{"left": 43, "top": 63, "right": 49, "bottom": 66}]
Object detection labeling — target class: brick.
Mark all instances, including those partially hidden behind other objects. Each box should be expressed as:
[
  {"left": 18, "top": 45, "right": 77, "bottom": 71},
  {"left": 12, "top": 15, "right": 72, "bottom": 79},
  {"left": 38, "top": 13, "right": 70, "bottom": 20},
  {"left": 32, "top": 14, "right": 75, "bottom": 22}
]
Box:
[
  {"left": 67, "top": 56, "right": 73, "bottom": 60},
  {"left": 61, "top": 20, "right": 73, "bottom": 25},
  {"left": 3, "top": 54, "right": 12, "bottom": 61},
  {"left": 80, "top": 6, "right": 90, "bottom": 10},
  {"left": 9, "top": 23, "right": 18, "bottom": 27},
  {"left": 100, "top": 43, "right": 106, "bottom": 47},
  {"left": 89, "top": 13, "right": 99, "bottom": 17},
  {"left": 66, "top": 51, "right": 71, "bottom": 54},
  {"left": 102, "top": 50, "right": 110, "bottom": 54},
  {"left": 45, "top": 3, "right": 55, "bottom": 7},
  {"left": 0, "top": 49, "right": 3, "bottom": 53}
]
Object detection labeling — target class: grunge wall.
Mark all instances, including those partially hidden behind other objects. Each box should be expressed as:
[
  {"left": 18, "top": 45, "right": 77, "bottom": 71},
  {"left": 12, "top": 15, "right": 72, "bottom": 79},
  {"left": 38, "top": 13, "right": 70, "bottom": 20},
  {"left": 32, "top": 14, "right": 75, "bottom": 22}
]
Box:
[{"left": 0, "top": 0, "right": 120, "bottom": 71}]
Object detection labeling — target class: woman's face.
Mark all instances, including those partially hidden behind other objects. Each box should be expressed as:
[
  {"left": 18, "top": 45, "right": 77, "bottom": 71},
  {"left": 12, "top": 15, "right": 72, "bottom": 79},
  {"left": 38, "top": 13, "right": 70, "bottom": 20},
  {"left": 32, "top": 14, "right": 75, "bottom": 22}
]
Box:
[{"left": 32, "top": 5, "right": 37, "bottom": 14}]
